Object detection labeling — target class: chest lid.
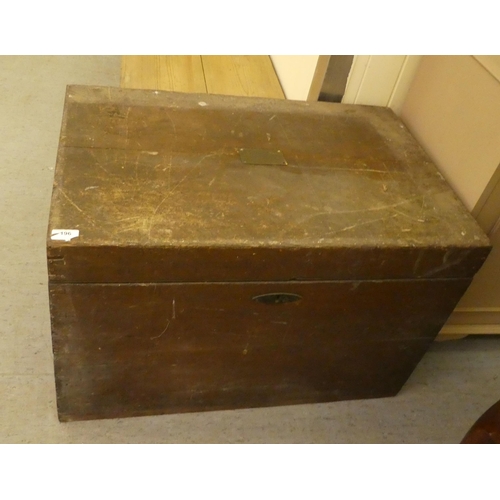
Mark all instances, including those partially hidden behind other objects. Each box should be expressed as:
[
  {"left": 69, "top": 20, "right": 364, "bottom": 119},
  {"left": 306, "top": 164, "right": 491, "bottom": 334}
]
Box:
[{"left": 47, "top": 85, "right": 490, "bottom": 283}]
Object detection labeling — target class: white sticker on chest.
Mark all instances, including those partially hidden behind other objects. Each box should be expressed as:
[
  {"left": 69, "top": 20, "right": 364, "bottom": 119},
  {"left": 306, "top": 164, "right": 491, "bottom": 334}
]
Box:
[{"left": 51, "top": 229, "right": 80, "bottom": 242}]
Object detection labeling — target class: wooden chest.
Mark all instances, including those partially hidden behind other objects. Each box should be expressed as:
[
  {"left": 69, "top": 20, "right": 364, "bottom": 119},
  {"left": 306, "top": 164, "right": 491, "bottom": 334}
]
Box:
[{"left": 47, "top": 85, "right": 490, "bottom": 421}]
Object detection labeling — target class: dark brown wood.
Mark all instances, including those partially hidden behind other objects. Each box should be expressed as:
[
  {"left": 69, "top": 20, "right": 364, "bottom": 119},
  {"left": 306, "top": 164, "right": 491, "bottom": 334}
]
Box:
[
  {"left": 50, "top": 279, "right": 471, "bottom": 421},
  {"left": 47, "top": 86, "right": 490, "bottom": 283},
  {"left": 461, "top": 399, "right": 500, "bottom": 444},
  {"left": 47, "top": 85, "right": 491, "bottom": 421},
  {"left": 47, "top": 245, "right": 490, "bottom": 284}
]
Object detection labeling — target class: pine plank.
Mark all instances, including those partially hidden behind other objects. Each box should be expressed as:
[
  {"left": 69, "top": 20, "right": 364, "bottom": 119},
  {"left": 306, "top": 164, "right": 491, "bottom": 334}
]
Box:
[
  {"left": 201, "top": 56, "right": 285, "bottom": 98},
  {"left": 121, "top": 56, "right": 207, "bottom": 93}
]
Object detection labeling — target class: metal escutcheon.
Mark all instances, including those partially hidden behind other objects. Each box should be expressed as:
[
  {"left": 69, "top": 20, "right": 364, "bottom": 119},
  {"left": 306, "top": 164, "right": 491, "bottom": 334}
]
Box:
[{"left": 252, "top": 293, "right": 302, "bottom": 305}]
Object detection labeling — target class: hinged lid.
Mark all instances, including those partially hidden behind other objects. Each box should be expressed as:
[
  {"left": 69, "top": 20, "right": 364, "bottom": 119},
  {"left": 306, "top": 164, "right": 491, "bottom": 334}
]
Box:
[{"left": 47, "top": 85, "right": 490, "bottom": 283}]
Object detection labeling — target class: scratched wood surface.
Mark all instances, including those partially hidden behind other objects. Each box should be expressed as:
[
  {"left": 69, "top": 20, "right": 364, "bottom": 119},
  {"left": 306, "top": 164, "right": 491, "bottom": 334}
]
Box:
[
  {"left": 48, "top": 85, "right": 490, "bottom": 283},
  {"left": 47, "top": 85, "right": 491, "bottom": 421},
  {"left": 51, "top": 279, "right": 471, "bottom": 421}
]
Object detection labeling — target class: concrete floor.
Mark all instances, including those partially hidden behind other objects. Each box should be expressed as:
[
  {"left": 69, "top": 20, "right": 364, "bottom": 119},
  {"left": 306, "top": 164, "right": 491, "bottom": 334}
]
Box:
[{"left": 1, "top": 55, "right": 499, "bottom": 443}]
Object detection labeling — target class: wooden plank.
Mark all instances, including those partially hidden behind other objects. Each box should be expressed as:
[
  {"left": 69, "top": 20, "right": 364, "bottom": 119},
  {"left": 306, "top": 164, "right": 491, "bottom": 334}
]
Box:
[
  {"left": 52, "top": 279, "right": 466, "bottom": 420},
  {"left": 307, "top": 55, "right": 331, "bottom": 101},
  {"left": 121, "top": 56, "right": 207, "bottom": 93},
  {"left": 202, "top": 56, "right": 284, "bottom": 98}
]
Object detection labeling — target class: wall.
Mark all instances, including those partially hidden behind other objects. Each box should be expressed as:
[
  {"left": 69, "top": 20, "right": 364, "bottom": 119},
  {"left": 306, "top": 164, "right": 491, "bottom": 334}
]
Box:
[
  {"left": 342, "top": 56, "right": 421, "bottom": 115},
  {"left": 270, "top": 56, "right": 319, "bottom": 100},
  {"left": 400, "top": 56, "right": 500, "bottom": 212},
  {"left": 270, "top": 55, "right": 422, "bottom": 114},
  {"left": 400, "top": 56, "right": 500, "bottom": 335}
]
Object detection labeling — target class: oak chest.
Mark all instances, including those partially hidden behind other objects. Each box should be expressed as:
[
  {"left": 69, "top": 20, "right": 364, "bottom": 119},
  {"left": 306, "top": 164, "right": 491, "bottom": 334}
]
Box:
[{"left": 47, "top": 85, "right": 490, "bottom": 421}]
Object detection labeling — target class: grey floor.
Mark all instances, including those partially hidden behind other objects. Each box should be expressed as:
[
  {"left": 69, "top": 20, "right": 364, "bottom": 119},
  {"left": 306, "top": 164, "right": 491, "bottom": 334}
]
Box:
[{"left": 1, "top": 55, "right": 499, "bottom": 443}]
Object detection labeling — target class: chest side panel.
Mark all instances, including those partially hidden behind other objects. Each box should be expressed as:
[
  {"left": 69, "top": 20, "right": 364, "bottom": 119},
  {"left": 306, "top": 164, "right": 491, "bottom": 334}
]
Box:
[{"left": 50, "top": 279, "right": 470, "bottom": 421}]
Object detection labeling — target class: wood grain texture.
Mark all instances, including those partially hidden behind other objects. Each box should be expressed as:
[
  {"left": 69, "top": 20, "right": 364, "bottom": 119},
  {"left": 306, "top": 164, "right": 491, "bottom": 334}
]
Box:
[
  {"left": 307, "top": 55, "right": 331, "bottom": 101},
  {"left": 47, "top": 86, "right": 490, "bottom": 284},
  {"left": 50, "top": 279, "right": 470, "bottom": 421},
  {"left": 47, "top": 245, "right": 490, "bottom": 285},
  {"left": 202, "top": 56, "right": 284, "bottom": 98},
  {"left": 121, "top": 56, "right": 207, "bottom": 93},
  {"left": 47, "top": 85, "right": 491, "bottom": 421}
]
